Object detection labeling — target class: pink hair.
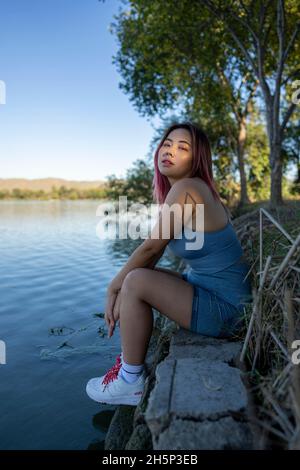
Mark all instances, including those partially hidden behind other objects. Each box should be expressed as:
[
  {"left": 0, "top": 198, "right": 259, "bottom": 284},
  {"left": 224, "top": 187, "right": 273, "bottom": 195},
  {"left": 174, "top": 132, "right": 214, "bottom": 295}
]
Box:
[{"left": 152, "top": 121, "right": 222, "bottom": 207}]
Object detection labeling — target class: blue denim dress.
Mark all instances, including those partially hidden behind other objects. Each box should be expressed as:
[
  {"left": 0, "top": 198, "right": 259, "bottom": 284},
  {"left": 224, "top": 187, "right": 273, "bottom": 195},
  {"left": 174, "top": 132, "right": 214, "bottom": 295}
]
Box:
[{"left": 167, "top": 217, "right": 253, "bottom": 338}]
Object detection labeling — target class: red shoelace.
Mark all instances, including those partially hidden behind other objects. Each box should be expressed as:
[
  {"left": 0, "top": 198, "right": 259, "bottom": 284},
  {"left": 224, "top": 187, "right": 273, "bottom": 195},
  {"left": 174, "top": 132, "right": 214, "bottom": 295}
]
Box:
[{"left": 101, "top": 353, "right": 122, "bottom": 388}]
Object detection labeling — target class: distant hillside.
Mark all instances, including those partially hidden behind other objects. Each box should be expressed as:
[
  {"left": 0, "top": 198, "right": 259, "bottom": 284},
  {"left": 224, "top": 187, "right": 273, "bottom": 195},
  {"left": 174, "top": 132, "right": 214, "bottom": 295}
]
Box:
[{"left": 0, "top": 178, "right": 106, "bottom": 191}]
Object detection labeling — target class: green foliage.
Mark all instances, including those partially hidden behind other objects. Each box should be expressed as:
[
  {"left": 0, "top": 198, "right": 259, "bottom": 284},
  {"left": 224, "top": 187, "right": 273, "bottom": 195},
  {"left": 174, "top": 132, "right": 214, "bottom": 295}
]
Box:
[
  {"left": 245, "top": 111, "right": 270, "bottom": 201},
  {"left": 104, "top": 174, "right": 127, "bottom": 201},
  {"left": 0, "top": 185, "right": 107, "bottom": 200},
  {"left": 109, "top": 0, "right": 254, "bottom": 176},
  {"left": 0, "top": 190, "right": 10, "bottom": 199},
  {"left": 124, "top": 159, "right": 154, "bottom": 204},
  {"left": 107, "top": 0, "right": 300, "bottom": 206},
  {"left": 104, "top": 158, "right": 154, "bottom": 205}
]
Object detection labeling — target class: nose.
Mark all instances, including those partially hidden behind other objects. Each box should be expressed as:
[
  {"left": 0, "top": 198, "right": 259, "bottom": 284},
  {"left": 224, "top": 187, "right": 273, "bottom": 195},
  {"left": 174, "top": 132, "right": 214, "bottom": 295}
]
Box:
[{"left": 163, "top": 148, "right": 174, "bottom": 158}]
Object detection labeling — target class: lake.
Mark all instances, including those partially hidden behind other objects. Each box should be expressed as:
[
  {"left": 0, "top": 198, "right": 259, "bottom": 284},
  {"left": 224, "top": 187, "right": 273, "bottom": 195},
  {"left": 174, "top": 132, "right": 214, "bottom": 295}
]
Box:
[{"left": 0, "top": 200, "right": 178, "bottom": 450}]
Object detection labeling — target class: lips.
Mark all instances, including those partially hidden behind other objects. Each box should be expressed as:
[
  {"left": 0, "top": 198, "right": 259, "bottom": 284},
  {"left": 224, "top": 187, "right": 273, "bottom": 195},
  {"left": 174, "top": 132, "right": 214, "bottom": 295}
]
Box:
[{"left": 162, "top": 159, "right": 174, "bottom": 165}]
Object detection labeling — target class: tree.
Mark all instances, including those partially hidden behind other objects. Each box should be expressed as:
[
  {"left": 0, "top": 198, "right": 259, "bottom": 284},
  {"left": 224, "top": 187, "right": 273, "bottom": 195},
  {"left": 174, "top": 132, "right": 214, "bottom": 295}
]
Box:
[
  {"left": 281, "top": 112, "right": 300, "bottom": 194},
  {"left": 124, "top": 159, "right": 154, "bottom": 204},
  {"left": 104, "top": 159, "right": 154, "bottom": 205},
  {"left": 101, "top": 0, "right": 300, "bottom": 206},
  {"left": 108, "top": 0, "right": 259, "bottom": 206},
  {"left": 103, "top": 174, "right": 126, "bottom": 201},
  {"left": 245, "top": 103, "right": 271, "bottom": 201},
  {"left": 200, "top": 0, "right": 300, "bottom": 207}
]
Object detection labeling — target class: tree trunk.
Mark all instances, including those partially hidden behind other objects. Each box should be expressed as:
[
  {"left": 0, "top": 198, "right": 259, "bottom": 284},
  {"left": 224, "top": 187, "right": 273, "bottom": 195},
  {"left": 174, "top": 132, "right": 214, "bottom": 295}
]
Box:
[
  {"left": 269, "top": 143, "right": 284, "bottom": 208},
  {"left": 264, "top": 99, "right": 284, "bottom": 208},
  {"left": 237, "top": 117, "right": 250, "bottom": 206}
]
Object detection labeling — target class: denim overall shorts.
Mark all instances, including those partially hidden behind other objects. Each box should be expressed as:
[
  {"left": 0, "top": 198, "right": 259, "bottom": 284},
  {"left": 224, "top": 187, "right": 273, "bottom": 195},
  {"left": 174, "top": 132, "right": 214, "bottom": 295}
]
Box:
[{"left": 167, "top": 218, "right": 253, "bottom": 339}]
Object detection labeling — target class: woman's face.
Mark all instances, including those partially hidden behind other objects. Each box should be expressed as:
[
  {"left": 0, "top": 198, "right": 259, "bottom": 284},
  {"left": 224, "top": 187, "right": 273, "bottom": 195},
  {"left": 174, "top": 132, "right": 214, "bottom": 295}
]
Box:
[{"left": 158, "top": 128, "right": 193, "bottom": 185}]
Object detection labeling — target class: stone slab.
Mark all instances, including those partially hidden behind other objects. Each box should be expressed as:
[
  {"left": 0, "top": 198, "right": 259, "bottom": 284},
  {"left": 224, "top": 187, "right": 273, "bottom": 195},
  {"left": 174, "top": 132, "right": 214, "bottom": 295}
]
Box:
[
  {"left": 171, "top": 358, "right": 247, "bottom": 420},
  {"left": 169, "top": 341, "right": 242, "bottom": 364},
  {"left": 144, "top": 358, "right": 176, "bottom": 436},
  {"left": 155, "top": 416, "right": 253, "bottom": 450}
]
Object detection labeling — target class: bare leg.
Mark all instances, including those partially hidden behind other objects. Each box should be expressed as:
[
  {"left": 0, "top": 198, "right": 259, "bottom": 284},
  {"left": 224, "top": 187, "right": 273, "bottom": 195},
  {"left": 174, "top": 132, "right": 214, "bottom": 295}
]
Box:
[
  {"left": 119, "top": 291, "right": 153, "bottom": 365},
  {"left": 118, "top": 267, "right": 194, "bottom": 366}
]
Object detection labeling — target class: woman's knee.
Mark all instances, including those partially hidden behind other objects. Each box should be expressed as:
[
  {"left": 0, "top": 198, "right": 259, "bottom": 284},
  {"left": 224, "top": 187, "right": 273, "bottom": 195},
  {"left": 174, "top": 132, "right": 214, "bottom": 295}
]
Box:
[{"left": 121, "top": 268, "right": 145, "bottom": 295}]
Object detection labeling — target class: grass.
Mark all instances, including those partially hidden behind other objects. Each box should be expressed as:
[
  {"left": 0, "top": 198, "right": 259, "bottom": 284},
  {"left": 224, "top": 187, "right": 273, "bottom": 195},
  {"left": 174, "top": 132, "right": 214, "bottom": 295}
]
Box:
[{"left": 232, "top": 197, "right": 300, "bottom": 449}]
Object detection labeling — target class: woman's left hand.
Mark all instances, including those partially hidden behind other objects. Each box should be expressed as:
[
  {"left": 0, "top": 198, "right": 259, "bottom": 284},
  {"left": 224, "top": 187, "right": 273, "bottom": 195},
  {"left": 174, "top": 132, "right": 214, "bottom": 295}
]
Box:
[
  {"left": 105, "top": 281, "right": 121, "bottom": 338},
  {"left": 108, "top": 278, "right": 122, "bottom": 295}
]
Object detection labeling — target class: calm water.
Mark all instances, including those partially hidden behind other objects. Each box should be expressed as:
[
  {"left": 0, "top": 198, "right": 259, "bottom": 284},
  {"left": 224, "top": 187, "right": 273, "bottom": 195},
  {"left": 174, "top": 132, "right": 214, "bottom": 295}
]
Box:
[{"left": 0, "top": 200, "right": 176, "bottom": 450}]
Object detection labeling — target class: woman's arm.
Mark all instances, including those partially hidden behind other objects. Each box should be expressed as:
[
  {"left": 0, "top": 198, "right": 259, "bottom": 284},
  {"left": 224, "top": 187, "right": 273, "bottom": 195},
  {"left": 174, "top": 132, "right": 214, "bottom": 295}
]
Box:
[
  {"left": 105, "top": 243, "right": 164, "bottom": 337},
  {"left": 146, "top": 248, "right": 182, "bottom": 279},
  {"left": 145, "top": 246, "right": 165, "bottom": 269},
  {"left": 109, "top": 178, "right": 201, "bottom": 292},
  {"left": 108, "top": 243, "right": 164, "bottom": 292},
  {"left": 145, "top": 247, "right": 182, "bottom": 278}
]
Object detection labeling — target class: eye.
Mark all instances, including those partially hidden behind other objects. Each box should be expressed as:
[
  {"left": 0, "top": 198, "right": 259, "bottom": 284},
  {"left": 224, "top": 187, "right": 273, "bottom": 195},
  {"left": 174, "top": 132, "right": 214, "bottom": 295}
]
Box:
[{"left": 162, "top": 143, "right": 188, "bottom": 151}]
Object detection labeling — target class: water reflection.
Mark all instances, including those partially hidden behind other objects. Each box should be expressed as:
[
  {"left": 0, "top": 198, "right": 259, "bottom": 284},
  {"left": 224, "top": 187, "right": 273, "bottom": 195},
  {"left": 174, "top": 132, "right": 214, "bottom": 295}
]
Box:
[
  {"left": 86, "top": 409, "right": 116, "bottom": 450},
  {"left": 0, "top": 200, "right": 181, "bottom": 450}
]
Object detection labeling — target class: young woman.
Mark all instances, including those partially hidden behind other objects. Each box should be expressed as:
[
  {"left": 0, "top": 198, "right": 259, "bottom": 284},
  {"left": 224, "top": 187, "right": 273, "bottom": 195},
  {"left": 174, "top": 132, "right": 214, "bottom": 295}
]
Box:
[{"left": 86, "top": 122, "right": 253, "bottom": 406}]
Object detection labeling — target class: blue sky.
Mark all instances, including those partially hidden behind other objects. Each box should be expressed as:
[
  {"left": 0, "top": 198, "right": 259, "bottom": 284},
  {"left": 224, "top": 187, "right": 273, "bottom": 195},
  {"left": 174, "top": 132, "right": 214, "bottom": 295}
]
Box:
[
  {"left": 0, "top": 1, "right": 296, "bottom": 184},
  {"left": 0, "top": 0, "right": 160, "bottom": 181}
]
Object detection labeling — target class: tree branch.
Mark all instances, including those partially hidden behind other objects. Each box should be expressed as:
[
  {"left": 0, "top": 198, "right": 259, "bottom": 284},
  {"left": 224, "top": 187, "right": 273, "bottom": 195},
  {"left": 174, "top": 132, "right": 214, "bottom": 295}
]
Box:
[
  {"left": 201, "top": 0, "right": 259, "bottom": 75},
  {"left": 244, "top": 80, "right": 259, "bottom": 116},
  {"left": 224, "top": 3, "right": 259, "bottom": 45},
  {"left": 281, "top": 102, "right": 297, "bottom": 135},
  {"left": 283, "top": 21, "right": 300, "bottom": 63},
  {"left": 274, "top": 0, "right": 286, "bottom": 124}
]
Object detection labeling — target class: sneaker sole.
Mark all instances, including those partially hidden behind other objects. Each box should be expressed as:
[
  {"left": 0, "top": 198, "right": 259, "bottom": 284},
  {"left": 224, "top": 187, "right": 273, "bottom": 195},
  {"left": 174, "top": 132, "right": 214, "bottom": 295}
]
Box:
[
  {"left": 86, "top": 381, "right": 144, "bottom": 406},
  {"left": 86, "top": 386, "right": 143, "bottom": 406}
]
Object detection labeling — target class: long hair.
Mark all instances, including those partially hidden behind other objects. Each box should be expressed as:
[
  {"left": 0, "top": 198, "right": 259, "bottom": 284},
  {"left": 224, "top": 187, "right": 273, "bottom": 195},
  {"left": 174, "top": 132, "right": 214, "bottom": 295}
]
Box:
[{"left": 152, "top": 121, "right": 222, "bottom": 208}]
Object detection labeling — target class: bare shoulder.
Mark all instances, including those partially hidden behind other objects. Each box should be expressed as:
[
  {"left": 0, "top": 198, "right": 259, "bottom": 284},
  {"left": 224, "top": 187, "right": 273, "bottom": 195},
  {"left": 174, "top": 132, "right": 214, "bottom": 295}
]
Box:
[
  {"left": 165, "top": 178, "right": 205, "bottom": 226},
  {"left": 170, "top": 177, "right": 205, "bottom": 202},
  {"left": 191, "top": 177, "right": 229, "bottom": 228},
  {"left": 190, "top": 177, "right": 211, "bottom": 195}
]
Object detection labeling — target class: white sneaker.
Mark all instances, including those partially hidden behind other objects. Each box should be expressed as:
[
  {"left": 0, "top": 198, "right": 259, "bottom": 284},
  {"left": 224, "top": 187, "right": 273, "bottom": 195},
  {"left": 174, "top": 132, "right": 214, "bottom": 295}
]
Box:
[{"left": 86, "top": 354, "right": 146, "bottom": 406}]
